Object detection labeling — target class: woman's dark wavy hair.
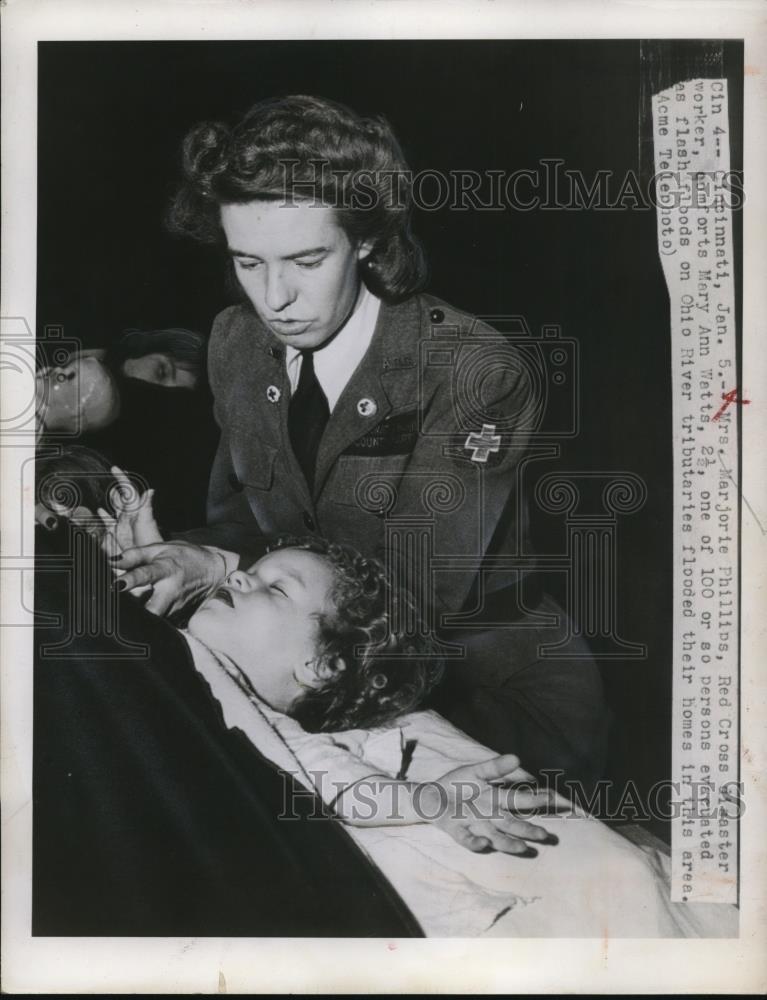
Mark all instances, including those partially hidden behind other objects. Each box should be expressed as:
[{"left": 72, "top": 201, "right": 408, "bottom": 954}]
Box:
[
  {"left": 167, "top": 95, "right": 427, "bottom": 302},
  {"left": 268, "top": 536, "right": 443, "bottom": 733},
  {"left": 105, "top": 328, "right": 207, "bottom": 386}
]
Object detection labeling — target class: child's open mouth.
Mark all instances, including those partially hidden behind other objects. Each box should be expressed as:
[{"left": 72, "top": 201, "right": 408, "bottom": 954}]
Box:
[{"left": 212, "top": 588, "right": 234, "bottom": 608}]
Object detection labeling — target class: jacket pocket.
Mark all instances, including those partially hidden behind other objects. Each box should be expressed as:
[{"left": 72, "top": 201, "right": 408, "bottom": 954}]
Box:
[
  {"left": 323, "top": 453, "right": 411, "bottom": 514},
  {"left": 230, "top": 442, "right": 278, "bottom": 493}
]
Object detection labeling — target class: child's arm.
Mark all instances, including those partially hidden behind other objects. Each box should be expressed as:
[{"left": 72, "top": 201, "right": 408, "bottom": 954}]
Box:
[
  {"left": 331, "top": 754, "right": 561, "bottom": 856},
  {"left": 204, "top": 685, "right": 561, "bottom": 857}
]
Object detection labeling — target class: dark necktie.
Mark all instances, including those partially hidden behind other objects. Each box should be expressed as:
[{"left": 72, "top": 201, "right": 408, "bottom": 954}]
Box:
[{"left": 288, "top": 349, "right": 330, "bottom": 491}]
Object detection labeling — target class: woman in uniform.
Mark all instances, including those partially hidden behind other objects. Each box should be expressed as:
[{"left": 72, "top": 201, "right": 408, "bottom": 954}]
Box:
[{"left": 113, "top": 95, "right": 608, "bottom": 785}]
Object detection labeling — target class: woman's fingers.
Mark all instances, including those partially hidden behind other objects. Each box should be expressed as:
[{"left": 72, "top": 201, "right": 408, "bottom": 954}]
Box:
[
  {"left": 110, "top": 465, "right": 145, "bottom": 515},
  {"left": 34, "top": 502, "right": 59, "bottom": 531},
  {"left": 112, "top": 562, "right": 158, "bottom": 590},
  {"left": 97, "top": 509, "right": 121, "bottom": 560},
  {"left": 112, "top": 493, "right": 152, "bottom": 549},
  {"left": 97, "top": 507, "right": 117, "bottom": 530},
  {"left": 134, "top": 490, "right": 163, "bottom": 546},
  {"left": 110, "top": 466, "right": 131, "bottom": 512},
  {"left": 111, "top": 544, "right": 166, "bottom": 574},
  {"left": 112, "top": 542, "right": 220, "bottom": 616},
  {"left": 112, "top": 547, "right": 184, "bottom": 616},
  {"left": 142, "top": 580, "right": 179, "bottom": 617},
  {"left": 111, "top": 465, "right": 131, "bottom": 488},
  {"left": 115, "top": 512, "right": 139, "bottom": 552},
  {"left": 108, "top": 470, "right": 161, "bottom": 547}
]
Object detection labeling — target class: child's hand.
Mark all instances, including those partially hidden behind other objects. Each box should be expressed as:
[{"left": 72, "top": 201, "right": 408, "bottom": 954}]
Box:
[{"left": 420, "top": 754, "right": 561, "bottom": 856}]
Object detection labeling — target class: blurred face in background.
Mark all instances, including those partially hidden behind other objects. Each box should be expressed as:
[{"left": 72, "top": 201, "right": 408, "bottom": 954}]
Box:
[
  {"left": 121, "top": 352, "right": 199, "bottom": 389},
  {"left": 36, "top": 356, "right": 120, "bottom": 433}
]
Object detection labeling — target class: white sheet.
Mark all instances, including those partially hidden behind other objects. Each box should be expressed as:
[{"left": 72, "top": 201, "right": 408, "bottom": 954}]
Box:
[
  {"left": 330, "top": 714, "right": 738, "bottom": 938},
  {"left": 186, "top": 635, "right": 738, "bottom": 938}
]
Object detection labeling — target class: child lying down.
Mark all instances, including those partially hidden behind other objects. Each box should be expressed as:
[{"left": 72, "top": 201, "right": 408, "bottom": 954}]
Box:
[
  {"left": 176, "top": 535, "right": 559, "bottom": 857},
  {"left": 100, "top": 484, "right": 736, "bottom": 937},
  {"left": 116, "top": 528, "right": 735, "bottom": 939},
  {"left": 168, "top": 539, "right": 736, "bottom": 939},
  {"left": 97, "top": 476, "right": 560, "bottom": 853}
]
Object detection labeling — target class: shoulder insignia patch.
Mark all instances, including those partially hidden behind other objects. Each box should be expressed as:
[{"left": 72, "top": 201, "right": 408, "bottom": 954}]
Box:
[{"left": 463, "top": 423, "right": 503, "bottom": 466}]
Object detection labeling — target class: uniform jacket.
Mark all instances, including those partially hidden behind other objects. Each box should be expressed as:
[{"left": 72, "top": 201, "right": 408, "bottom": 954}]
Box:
[
  {"left": 196, "top": 291, "right": 537, "bottom": 618},
  {"left": 186, "top": 293, "right": 609, "bottom": 784}
]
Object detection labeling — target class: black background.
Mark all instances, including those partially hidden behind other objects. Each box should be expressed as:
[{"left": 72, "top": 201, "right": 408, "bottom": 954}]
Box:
[{"left": 37, "top": 40, "right": 743, "bottom": 832}]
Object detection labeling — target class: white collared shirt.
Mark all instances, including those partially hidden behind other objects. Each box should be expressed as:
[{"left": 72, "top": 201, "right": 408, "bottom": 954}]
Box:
[{"left": 285, "top": 284, "right": 381, "bottom": 411}]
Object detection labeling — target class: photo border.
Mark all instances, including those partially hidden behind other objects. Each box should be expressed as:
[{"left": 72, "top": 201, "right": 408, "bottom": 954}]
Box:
[{"left": 2, "top": 0, "right": 766, "bottom": 993}]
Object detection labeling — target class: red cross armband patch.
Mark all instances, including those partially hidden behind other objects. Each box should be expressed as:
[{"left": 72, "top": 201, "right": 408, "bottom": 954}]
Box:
[{"left": 463, "top": 423, "right": 502, "bottom": 464}]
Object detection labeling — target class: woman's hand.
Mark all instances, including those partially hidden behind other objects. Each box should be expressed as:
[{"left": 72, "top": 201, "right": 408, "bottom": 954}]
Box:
[
  {"left": 421, "top": 754, "right": 563, "bottom": 856},
  {"left": 36, "top": 501, "right": 104, "bottom": 538},
  {"left": 97, "top": 466, "right": 164, "bottom": 599},
  {"left": 102, "top": 468, "right": 234, "bottom": 615},
  {"left": 98, "top": 466, "right": 163, "bottom": 558},
  {"left": 111, "top": 541, "right": 229, "bottom": 617},
  {"left": 35, "top": 502, "right": 61, "bottom": 532}
]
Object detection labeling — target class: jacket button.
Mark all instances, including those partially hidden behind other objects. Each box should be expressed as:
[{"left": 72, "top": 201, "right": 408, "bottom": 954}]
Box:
[
  {"left": 303, "top": 512, "right": 316, "bottom": 530},
  {"left": 228, "top": 472, "right": 244, "bottom": 492},
  {"left": 430, "top": 308, "right": 445, "bottom": 324}
]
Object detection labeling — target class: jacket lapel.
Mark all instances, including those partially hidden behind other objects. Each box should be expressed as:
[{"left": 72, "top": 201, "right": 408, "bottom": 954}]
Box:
[
  {"left": 227, "top": 311, "right": 314, "bottom": 506},
  {"left": 229, "top": 319, "right": 284, "bottom": 445}
]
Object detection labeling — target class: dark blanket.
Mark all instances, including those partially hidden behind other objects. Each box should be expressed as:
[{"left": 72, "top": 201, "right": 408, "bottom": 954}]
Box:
[{"left": 33, "top": 526, "right": 421, "bottom": 937}]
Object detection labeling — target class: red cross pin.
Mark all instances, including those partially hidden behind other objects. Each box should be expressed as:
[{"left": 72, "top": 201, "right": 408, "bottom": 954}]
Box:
[{"left": 464, "top": 423, "right": 501, "bottom": 463}]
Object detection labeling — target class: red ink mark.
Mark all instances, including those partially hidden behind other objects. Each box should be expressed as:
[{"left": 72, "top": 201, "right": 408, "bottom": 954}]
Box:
[
  {"left": 712, "top": 388, "right": 750, "bottom": 422},
  {"left": 387, "top": 942, "right": 397, "bottom": 951}
]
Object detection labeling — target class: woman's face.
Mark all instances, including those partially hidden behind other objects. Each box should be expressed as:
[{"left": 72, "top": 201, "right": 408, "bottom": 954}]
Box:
[
  {"left": 187, "top": 548, "right": 338, "bottom": 712},
  {"left": 220, "top": 200, "right": 370, "bottom": 351},
  {"left": 122, "top": 352, "right": 198, "bottom": 389},
  {"left": 35, "top": 357, "right": 120, "bottom": 433}
]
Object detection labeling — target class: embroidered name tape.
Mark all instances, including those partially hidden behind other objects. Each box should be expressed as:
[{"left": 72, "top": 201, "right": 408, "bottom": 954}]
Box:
[
  {"left": 343, "top": 410, "right": 419, "bottom": 457},
  {"left": 382, "top": 355, "right": 415, "bottom": 372}
]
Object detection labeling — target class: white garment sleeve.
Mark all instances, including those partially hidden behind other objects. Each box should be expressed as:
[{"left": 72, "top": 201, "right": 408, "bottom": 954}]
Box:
[{"left": 184, "top": 631, "right": 387, "bottom": 807}]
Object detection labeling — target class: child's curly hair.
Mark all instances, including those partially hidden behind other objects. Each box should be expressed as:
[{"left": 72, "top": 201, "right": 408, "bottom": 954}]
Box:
[{"left": 269, "top": 536, "right": 443, "bottom": 733}]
